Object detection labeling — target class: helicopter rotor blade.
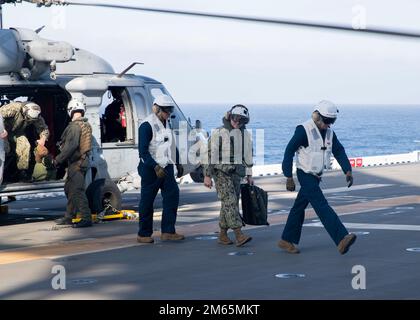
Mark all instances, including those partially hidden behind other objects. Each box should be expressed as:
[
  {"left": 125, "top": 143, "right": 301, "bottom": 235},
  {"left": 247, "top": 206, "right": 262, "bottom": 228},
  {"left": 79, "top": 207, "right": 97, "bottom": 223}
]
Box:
[{"left": 64, "top": 1, "right": 420, "bottom": 39}]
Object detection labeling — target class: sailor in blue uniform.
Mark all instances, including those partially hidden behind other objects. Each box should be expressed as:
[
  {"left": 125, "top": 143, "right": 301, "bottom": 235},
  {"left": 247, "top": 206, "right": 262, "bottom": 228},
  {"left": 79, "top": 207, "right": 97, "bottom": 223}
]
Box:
[
  {"left": 279, "top": 100, "right": 357, "bottom": 254},
  {"left": 137, "top": 94, "right": 184, "bottom": 243}
]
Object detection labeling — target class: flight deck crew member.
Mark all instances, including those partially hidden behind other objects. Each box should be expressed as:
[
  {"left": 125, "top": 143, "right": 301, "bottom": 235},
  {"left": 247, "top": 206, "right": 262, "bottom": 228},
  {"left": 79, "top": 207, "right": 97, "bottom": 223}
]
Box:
[
  {"left": 0, "top": 114, "right": 8, "bottom": 185},
  {"left": 0, "top": 101, "right": 49, "bottom": 181},
  {"left": 279, "top": 100, "right": 356, "bottom": 254},
  {"left": 54, "top": 99, "right": 93, "bottom": 228},
  {"left": 137, "top": 94, "right": 184, "bottom": 243},
  {"left": 203, "top": 104, "right": 253, "bottom": 247}
]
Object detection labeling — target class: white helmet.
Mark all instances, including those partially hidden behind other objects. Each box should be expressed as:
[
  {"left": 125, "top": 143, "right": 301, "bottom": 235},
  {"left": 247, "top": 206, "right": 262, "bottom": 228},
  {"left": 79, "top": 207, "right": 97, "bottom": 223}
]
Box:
[
  {"left": 153, "top": 94, "right": 175, "bottom": 113},
  {"left": 314, "top": 100, "right": 339, "bottom": 123},
  {"left": 230, "top": 104, "right": 249, "bottom": 124},
  {"left": 24, "top": 102, "right": 41, "bottom": 119},
  {"left": 67, "top": 99, "right": 86, "bottom": 117}
]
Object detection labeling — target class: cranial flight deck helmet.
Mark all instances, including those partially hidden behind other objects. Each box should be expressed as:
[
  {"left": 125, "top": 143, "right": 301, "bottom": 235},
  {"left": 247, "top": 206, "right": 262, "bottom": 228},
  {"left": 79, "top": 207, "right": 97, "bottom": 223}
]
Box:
[
  {"left": 67, "top": 99, "right": 86, "bottom": 118},
  {"left": 153, "top": 94, "right": 175, "bottom": 114},
  {"left": 314, "top": 100, "right": 339, "bottom": 125},
  {"left": 228, "top": 104, "right": 249, "bottom": 125},
  {"left": 23, "top": 102, "right": 42, "bottom": 120}
]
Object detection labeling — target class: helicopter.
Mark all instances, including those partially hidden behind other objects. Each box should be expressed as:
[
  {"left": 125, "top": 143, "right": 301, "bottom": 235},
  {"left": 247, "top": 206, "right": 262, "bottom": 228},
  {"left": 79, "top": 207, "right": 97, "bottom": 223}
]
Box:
[{"left": 0, "top": 0, "right": 419, "bottom": 214}]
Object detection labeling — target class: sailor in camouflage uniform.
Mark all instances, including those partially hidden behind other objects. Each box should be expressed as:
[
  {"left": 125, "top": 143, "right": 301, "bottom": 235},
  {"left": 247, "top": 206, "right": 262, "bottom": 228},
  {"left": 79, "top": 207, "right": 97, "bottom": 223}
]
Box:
[
  {"left": 203, "top": 105, "right": 253, "bottom": 247},
  {"left": 54, "top": 99, "right": 93, "bottom": 228},
  {"left": 0, "top": 101, "right": 49, "bottom": 180}
]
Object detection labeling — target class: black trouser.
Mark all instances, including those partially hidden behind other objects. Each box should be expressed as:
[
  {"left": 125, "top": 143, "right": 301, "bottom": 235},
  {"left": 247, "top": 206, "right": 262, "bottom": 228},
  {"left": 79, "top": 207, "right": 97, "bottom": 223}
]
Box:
[{"left": 64, "top": 164, "right": 91, "bottom": 221}]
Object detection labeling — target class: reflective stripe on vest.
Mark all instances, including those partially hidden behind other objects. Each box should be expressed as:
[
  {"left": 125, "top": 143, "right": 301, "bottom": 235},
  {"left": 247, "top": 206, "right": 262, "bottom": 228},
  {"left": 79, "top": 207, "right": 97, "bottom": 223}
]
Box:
[
  {"left": 296, "top": 119, "right": 333, "bottom": 175},
  {"left": 141, "top": 113, "right": 173, "bottom": 168}
]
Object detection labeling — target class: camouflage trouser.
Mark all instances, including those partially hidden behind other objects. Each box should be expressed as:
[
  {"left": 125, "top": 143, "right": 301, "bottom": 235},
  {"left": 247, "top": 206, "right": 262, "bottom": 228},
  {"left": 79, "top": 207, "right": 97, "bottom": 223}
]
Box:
[
  {"left": 64, "top": 165, "right": 91, "bottom": 221},
  {"left": 213, "top": 170, "right": 243, "bottom": 229},
  {"left": 5, "top": 135, "right": 31, "bottom": 170}
]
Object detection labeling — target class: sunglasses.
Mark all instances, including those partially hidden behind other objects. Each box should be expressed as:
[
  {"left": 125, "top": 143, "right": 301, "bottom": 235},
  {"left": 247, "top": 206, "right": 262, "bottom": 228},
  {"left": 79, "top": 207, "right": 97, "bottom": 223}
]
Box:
[
  {"left": 231, "top": 115, "right": 249, "bottom": 124},
  {"left": 320, "top": 115, "right": 336, "bottom": 125},
  {"left": 161, "top": 106, "right": 174, "bottom": 114}
]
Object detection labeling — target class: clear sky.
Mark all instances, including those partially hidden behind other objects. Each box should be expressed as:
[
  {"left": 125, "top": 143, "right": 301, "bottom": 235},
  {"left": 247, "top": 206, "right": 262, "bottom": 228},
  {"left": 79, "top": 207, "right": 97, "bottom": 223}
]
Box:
[{"left": 3, "top": 0, "right": 420, "bottom": 105}]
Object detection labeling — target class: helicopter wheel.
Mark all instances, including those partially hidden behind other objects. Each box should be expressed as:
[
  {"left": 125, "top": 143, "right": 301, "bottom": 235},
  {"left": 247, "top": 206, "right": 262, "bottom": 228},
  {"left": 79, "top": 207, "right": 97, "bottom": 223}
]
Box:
[{"left": 86, "top": 178, "right": 122, "bottom": 214}]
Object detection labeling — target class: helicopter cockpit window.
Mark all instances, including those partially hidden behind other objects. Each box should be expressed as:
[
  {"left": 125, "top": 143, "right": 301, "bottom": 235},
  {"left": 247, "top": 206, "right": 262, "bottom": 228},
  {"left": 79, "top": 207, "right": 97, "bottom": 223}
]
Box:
[{"left": 100, "top": 87, "right": 133, "bottom": 144}]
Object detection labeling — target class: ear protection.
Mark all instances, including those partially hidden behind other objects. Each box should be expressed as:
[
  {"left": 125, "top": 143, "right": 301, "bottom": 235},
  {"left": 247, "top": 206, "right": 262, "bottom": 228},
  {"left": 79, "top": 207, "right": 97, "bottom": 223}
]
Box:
[
  {"left": 152, "top": 104, "right": 160, "bottom": 114},
  {"left": 225, "top": 104, "right": 249, "bottom": 120}
]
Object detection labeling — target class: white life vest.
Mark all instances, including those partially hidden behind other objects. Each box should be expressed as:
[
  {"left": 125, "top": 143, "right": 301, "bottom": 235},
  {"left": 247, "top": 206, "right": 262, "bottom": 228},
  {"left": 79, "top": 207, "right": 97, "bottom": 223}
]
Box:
[
  {"left": 141, "top": 113, "right": 174, "bottom": 168},
  {"left": 296, "top": 119, "right": 333, "bottom": 176},
  {"left": 0, "top": 114, "right": 5, "bottom": 185}
]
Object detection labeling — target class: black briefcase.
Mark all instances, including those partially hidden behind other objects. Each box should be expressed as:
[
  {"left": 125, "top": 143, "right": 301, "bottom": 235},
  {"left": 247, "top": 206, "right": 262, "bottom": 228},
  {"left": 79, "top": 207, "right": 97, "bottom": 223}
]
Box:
[{"left": 240, "top": 184, "right": 269, "bottom": 226}]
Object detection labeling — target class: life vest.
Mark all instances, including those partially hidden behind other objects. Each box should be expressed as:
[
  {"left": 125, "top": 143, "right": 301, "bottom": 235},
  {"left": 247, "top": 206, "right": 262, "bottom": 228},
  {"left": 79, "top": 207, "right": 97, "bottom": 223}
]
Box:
[
  {"left": 74, "top": 118, "right": 92, "bottom": 159},
  {"left": 141, "top": 113, "right": 173, "bottom": 168},
  {"left": 296, "top": 119, "right": 333, "bottom": 176}
]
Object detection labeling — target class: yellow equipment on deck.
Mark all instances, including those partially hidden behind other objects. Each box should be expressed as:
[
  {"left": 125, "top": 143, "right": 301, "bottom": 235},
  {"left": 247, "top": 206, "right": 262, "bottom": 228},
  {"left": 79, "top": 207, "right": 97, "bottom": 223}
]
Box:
[{"left": 72, "top": 210, "right": 138, "bottom": 223}]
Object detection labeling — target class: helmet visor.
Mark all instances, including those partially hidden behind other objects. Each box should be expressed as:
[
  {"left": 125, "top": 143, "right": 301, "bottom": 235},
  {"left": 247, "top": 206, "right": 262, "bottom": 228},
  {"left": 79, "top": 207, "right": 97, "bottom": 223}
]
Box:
[
  {"left": 320, "top": 114, "right": 336, "bottom": 125},
  {"left": 231, "top": 114, "right": 249, "bottom": 125},
  {"left": 27, "top": 108, "right": 41, "bottom": 119},
  {"left": 160, "top": 106, "right": 174, "bottom": 114}
]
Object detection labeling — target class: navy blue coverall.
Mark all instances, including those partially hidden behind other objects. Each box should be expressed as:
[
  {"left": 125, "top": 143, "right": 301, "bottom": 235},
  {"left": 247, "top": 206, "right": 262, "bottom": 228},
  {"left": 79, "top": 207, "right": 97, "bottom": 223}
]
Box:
[
  {"left": 281, "top": 125, "right": 352, "bottom": 245},
  {"left": 137, "top": 121, "right": 179, "bottom": 237}
]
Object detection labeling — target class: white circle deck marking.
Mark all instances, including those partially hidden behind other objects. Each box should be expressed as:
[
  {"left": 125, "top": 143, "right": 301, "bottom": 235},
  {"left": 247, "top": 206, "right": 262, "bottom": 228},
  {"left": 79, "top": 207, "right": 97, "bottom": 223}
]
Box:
[
  {"left": 352, "top": 231, "right": 370, "bottom": 236},
  {"left": 69, "top": 279, "right": 98, "bottom": 285},
  {"left": 195, "top": 236, "right": 218, "bottom": 240},
  {"left": 228, "top": 252, "right": 255, "bottom": 256},
  {"left": 275, "top": 273, "right": 305, "bottom": 279}
]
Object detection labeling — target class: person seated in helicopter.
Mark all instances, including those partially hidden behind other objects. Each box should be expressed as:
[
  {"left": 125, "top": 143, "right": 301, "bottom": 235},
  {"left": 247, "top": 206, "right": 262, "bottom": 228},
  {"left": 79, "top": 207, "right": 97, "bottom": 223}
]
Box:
[
  {"left": 103, "top": 89, "right": 126, "bottom": 142},
  {"left": 0, "top": 101, "right": 49, "bottom": 182}
]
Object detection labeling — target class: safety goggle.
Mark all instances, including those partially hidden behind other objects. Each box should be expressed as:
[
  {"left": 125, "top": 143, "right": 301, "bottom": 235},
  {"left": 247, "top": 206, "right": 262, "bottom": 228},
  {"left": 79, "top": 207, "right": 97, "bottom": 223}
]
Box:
[
  {"left": 160, "top": 106, "right": 174, "bottom": 114},
  {"left": 320, "top": 115, "right": 336, "bottom": 125},
  {"left": 26, "top": 109, "right": 41, "bottom": 119},
  {"left": 231, "top": 114, "right": 249, "bottom": 125}
]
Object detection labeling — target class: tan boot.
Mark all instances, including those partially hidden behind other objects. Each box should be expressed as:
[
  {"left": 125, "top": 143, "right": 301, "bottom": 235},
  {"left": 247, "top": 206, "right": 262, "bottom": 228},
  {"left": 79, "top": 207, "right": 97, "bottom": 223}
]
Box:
[
  {"left": 233, "top": 228, "right": 252, "bottom": 247},
  {"left": 337, "top": 233, "right": 357, "bottom": 254},
  {"left": 161, "top": 232, "right": 185, "bottom": 241},
  {"left": 218, "top": 228, "right": 233, "bottom": 245},
  {"left": 278, "top": 239, "right": 300, "bottom": 254},
  {"left": 137, "top": 236, "right": 154, "bottom": 244}
]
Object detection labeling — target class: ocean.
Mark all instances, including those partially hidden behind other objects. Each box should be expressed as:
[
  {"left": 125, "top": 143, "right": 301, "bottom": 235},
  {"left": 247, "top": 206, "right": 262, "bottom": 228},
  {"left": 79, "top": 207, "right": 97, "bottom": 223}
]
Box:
[{"left": 181, "top": 104, "right": 420, "bottom": 165}]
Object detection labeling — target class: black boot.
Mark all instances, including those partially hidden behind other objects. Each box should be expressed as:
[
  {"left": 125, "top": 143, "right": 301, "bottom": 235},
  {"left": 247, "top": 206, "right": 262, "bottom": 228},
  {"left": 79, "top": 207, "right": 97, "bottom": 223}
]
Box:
[
  {"left": 72, "top": 219, "right": 93, "bottom": 228},
  {"left": 19, "top": 170, "right": 31, "bottom": 183}
]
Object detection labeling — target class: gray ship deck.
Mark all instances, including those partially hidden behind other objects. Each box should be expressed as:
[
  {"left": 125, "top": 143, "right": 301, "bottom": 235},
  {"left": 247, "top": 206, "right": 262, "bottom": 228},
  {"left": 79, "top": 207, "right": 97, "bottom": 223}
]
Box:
[{"left": 0, "top": 163, "right": 419, "bottom": 299}]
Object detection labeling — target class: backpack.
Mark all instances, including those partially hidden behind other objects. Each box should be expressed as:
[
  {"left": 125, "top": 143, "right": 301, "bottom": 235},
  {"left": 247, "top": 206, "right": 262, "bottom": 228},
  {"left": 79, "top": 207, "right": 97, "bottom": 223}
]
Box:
[{"left": 240, "top": 184, "right": 269, "bottom": 226}]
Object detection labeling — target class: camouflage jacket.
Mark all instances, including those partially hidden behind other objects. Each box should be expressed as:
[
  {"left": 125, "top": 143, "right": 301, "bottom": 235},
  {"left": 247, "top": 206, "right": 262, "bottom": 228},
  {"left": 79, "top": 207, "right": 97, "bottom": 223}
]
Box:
[
  {"left": 203, "top": 117, "right": 253, "bottom": 177},
  {"left": 0, "top": 102, "right": 49, "bottom": 139}
]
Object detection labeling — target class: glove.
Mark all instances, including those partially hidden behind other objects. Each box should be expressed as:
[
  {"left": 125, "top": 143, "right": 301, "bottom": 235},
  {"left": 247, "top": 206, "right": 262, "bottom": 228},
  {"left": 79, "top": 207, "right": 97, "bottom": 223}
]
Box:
[
  {"left": 154, "top": 165, "right": 167, "bottom": 178},
  {"left": 176, "top": 164, "right": 184, "bottom": 178},
  {"left": 34, "top": 145, "right": 48, "bottom": 163},
  {"left": 346, "top": 171, "right": 353, "bottom": 188},
  {"left": 52, "top": 158, "right": 60, "bottom": 169},
  {"left": 286, "top": 177, "right": 296, "bottom": 192}
]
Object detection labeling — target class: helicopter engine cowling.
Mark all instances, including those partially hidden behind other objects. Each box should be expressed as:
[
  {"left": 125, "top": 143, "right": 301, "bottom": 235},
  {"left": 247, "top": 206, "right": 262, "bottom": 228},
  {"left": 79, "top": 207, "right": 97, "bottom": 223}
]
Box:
[
  {"left": 0, "top": 28, "right": 74, "bottom": 80},
  {"left": 0, "top": 29, "right": 25, "bottom": 74}
]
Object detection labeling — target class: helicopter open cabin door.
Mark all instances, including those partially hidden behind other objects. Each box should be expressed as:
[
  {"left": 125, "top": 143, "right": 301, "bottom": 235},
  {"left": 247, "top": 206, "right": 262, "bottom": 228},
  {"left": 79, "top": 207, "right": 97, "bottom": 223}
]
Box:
[{"left": 99, "top": 86, "right": 138, "bottom": 179}]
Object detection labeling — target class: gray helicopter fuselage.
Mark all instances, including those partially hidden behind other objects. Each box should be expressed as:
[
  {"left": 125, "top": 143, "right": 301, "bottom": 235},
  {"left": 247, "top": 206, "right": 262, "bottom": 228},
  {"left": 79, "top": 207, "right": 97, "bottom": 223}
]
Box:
[{"left": 0, "top": 28, "right": 201, "bottom": 198}]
